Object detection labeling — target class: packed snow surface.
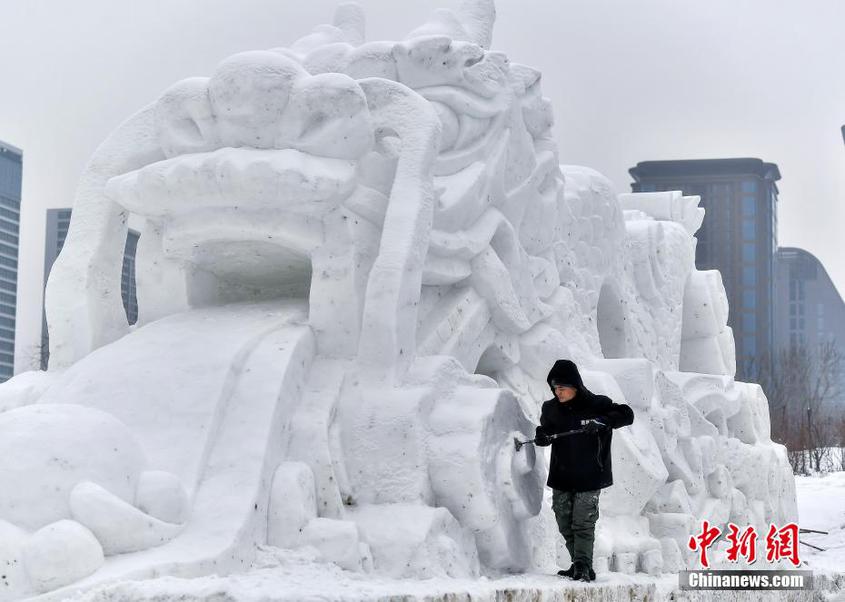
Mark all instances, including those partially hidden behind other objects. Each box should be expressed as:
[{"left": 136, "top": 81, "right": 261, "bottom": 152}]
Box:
[{"left": 63, "top": 473, "right": 845, "bottom": 601}]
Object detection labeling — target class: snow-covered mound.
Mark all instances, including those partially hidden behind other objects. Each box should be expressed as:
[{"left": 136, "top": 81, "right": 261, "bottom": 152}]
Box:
[{"left": 1, "top": 0, "right": 796, "bottom": 599}]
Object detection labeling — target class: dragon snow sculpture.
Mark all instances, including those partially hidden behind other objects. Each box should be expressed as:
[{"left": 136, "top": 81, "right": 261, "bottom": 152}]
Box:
[{"left": 0, "top": 1, "right": 796, "bottom": 599}]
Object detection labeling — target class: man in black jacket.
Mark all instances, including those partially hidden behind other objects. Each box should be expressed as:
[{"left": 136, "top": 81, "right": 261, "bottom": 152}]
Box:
[{"left": 534, "top": 359, "right": 635, "bottom": 582}]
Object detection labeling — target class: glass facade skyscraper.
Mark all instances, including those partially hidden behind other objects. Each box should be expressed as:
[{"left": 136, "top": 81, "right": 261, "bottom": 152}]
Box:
[
  {"left": 0, "top": 141, "right": 22, "bottom": 382},
  {"left": 41, "top": 208, "right": 139, "bottom": 369},
  {"left": 773, "top": 247, "right": 845, "bottom": 410},
  {"left": 629, "top": 159, "right": 780, "bottom": 382},
  {"left": 775, "top": 247, "right": 845, "bottom": 348}
]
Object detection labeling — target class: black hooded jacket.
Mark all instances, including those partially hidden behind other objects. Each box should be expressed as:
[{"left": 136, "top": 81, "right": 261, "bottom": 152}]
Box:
[{"left": 535, "top": 359, "right": 635, "bottom": 492}]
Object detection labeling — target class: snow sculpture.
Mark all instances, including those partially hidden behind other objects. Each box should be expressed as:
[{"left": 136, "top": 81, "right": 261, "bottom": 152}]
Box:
[{"left": 0, "top": 0, "right": 797, "bottom": 598}]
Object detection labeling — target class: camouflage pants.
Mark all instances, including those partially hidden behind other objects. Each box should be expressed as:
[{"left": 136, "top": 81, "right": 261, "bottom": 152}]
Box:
[{"left": 551, "top": 488, "right": 601, "bottom": 567}]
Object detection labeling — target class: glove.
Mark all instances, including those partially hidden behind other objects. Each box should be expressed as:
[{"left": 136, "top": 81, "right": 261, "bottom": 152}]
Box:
[
  {"left": 534, "top": 426, "right": 552, "bottom": 446},
  {"left": 583, "top": 419, "right": 607, "bottom": 434}
]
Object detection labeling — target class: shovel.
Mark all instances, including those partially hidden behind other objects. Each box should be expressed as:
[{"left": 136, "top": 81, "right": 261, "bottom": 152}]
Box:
[{"left": 514, "top": 428, "right": 587, "bottom": 451}]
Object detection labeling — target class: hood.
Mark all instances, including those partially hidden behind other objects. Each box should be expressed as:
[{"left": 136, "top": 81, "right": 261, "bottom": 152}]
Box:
[{"left": 546, "top": 359, "right": 587, "bottom": 393}]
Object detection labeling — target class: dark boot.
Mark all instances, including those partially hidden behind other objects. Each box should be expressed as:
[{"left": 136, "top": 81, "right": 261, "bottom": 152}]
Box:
[
  {"left": 572, "top": 560, "right": 591, "bottom": 582},
  {"left": 588, "top": 566, "right": 596, "bottom": 581},
  {"left": 556, "top": 564, "right": 575, "bottom": 578}
]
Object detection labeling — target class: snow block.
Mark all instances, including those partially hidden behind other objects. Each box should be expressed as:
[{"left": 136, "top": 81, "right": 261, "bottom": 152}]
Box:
[
  {"left": 601, "top": 423, "right": 667, "bottom": 516},
  {"left": 773, "top": 446, "right": 798, "bottom": 522},
  {"left": 23, "top": 520, "right": 103, "bottom": 594},
  {"left": 646, "top": 479, "right": 693, "bottom": 515},
  {"left": 727, "top": 396, "right": 758, "bottom": 445},
  {"left": 659, "top": 537, "right": 684, "bottom": 574},
  {"left": 599, "top": 514, "right": 662, "bottom": 577},
  {"left": 639, "top": 548, "right": 663, "bottom": 576},
  {"left": 645, "top": 512, "right": 695, "bottom": 547},
  {"left": 613, "top": 552, "right": 638, "bottom": 574},
  {"left": 677, "top": 438, "right": 706, "bottom": 495},
  {"left": 707, "top": 465, "right": 733, "bottom": 500},
  {"left": 679, "top": 335, "right": 728, "bottom": 375},
  {"left": 717, "top": 327, "right": 737, "bottom": 377},
  {"left": 298, "top": 517, "right": 366, "bottom": 572},
  {"left": 732, "top": 382, "right": 771, "bottom": 443},
  {"left": 589, "top": 358, "right": 655, "bottom": 410},
  {"left": 618, "top": 191, "right": 704, "bottom": 236},
  {"left": 697, "top": 496, "right": 731, "bottom": 528},
  {"left": 69, "top": 481, "right": 183, "bottom": 555},
  {"left": 579, "top": 369, "right": 628, "bottom": 406},
  {"left": 720, "top": 438, "right": 768, "bottom": 501},
  {"left": 702, "top": 270, "right": 729, "bottom": 327},
  {"left": 348, "top": 503, "right": 479, "bottom": 578},
  {"left": 427, "top": 385, "right": 542, "bottom": 571},
  {"left": 284, "top": 358, "right": 350, "bottom": 521},
  {"left": 679, "top": 270, "right": 734, "bottom": 377},
  {"left": 698, "top": 436, "right": 718, "bottom": 476},
  {"left": 339, "top": 384, "right": 433, "bottom": 505},
  {"left": 681, "top": 270, "right": 721, "bottom": 339},
  {"left": 685, "top": 403, "right": 719, "bottom": 438},
  {"left": 728, "top": 488, "right": 750, "bottom": 526},
  {"left": 267, "top": 461, "right": 318, "bottom": 548},
  {"left": 135, "top": 470, "right": 190, "bottom": 524}
]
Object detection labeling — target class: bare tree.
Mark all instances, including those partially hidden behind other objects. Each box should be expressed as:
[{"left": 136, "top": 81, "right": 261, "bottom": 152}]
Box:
[
  {"left": 837, "top": 416, "right": 845, "bottom": 472},
  {"left": 14, "top": 339, "right": 48, "bottom": 375},
  {"left": 751, "top": 340, "right": 843, "bottom": 474}
]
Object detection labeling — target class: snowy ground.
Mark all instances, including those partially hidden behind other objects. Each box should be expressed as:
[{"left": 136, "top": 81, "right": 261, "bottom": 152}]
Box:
[
  {"left": 66, "top": 473, "right": 845, "bottom": 602},
  {"left": 794, "top": 471, "right": 845, "bottom": 578}
]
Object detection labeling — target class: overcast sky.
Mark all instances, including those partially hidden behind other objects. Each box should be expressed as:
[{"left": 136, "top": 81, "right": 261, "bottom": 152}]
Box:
[{"left": 1, "top": 0, "right": 844, "bottom": 372}]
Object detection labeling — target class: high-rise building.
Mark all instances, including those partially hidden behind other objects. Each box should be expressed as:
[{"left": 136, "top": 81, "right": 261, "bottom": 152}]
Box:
[
  {"left": 774, "top": 247, "right": 845, "bottom": 350},
  {"left": 774, "top": 247, "right": 845, "bottom": 407},
  {"left": 41, "top": 208, "right": 139, "bottom": 369},
  {"left": 0, "top": 141, "right": 22, "bottom": 382},
  {"left": 629, "top": 159, "right": 781, "bottom": 381}
]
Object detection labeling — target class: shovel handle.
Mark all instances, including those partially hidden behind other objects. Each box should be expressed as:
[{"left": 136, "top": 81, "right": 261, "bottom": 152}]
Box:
[{"left": 515, "top": 428, "right": 588, "bottom": 450}]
